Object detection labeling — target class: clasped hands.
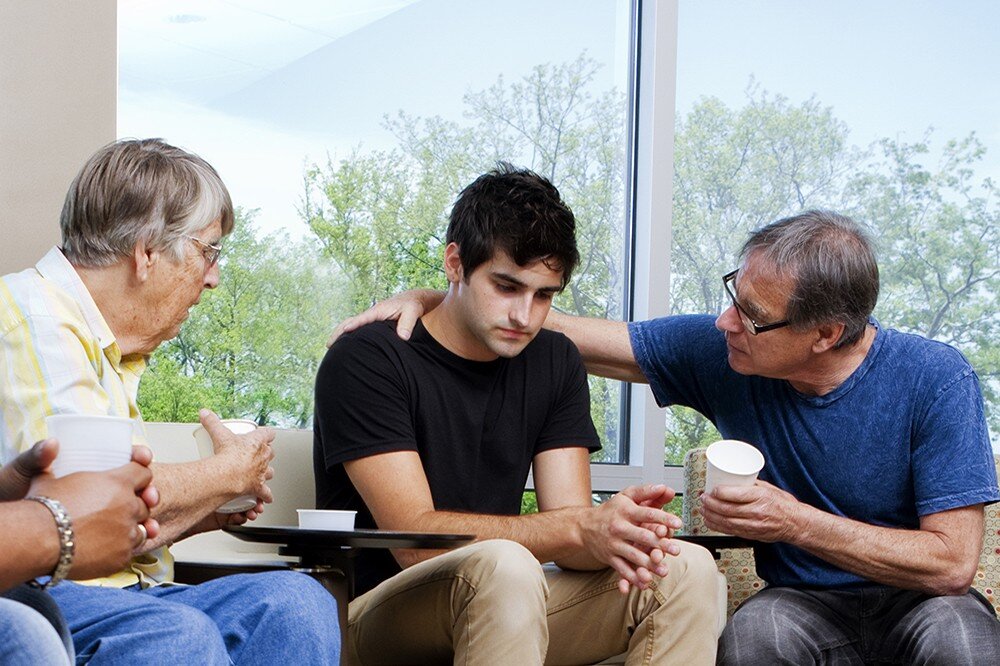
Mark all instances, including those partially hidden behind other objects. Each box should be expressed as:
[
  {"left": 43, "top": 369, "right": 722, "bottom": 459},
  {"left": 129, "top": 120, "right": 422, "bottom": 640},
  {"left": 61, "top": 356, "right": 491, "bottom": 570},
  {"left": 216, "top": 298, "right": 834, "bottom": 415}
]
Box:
[
  {"left": 0, "top": 438, "right": 160, "bottom": 579},
  {"left": 581, "top": 484, "right": 682, "bottom": 594}
]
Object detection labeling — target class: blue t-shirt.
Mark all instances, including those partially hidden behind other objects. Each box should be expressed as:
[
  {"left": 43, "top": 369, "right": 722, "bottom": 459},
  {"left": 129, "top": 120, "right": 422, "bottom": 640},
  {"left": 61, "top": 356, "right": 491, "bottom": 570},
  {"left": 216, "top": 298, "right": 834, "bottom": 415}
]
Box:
[{"left": 629, "top": 315, "right": 999, "bottom": 589}]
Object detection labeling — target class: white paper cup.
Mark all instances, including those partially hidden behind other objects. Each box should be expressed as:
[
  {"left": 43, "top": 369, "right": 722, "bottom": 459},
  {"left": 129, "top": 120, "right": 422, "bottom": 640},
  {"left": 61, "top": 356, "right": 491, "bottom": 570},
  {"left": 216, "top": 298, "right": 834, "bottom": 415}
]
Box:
[
  {"left": 704, "top": 439, "right": 765, "bottom": 495},
  {"left": 193, "top": 419, "right": 260, "bottom": 514},
  {"left": 297, "top": 509, "right": 357, "bottom": 531},
  {"left": 46, "top": 414, "right": 134, "bottom": 478}
]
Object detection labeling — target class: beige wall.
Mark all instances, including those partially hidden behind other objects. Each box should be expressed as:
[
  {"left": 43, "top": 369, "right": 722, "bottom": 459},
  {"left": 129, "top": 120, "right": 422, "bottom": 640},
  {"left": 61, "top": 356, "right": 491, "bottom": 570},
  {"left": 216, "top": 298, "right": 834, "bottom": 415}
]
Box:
[{"left": 0, "top": 0, "right": 117, "bottom": 275}]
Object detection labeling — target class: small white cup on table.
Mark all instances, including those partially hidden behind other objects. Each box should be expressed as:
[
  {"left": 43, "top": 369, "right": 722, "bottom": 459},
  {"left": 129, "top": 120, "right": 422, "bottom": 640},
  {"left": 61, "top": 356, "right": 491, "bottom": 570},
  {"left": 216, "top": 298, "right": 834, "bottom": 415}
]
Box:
[
  {"left": 192, "top": 418, "right": 260, "bottom": 514},
  {"left": 297, "top": 509, "right": 357, "bottom": 531}
]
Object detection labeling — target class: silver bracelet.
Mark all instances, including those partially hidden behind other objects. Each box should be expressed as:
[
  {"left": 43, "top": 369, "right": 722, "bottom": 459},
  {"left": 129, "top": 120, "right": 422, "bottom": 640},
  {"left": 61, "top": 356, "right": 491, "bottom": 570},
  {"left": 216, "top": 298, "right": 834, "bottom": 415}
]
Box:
[{"left": 25, "top": 495, "right": 75, "bottom": 589}]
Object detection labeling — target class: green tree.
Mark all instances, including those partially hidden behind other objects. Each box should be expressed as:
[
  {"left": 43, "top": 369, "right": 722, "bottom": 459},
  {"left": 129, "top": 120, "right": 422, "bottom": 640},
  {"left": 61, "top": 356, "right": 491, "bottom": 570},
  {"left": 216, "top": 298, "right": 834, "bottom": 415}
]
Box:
[
  {"left": 137, "top": 355, "right": 215, "bottom": 423},
  {"left": 139, "top": 210, "right": 344, "bottom": 426},
  {"left": 847, "top": 133, "right": 1000, "bottom": 429}
]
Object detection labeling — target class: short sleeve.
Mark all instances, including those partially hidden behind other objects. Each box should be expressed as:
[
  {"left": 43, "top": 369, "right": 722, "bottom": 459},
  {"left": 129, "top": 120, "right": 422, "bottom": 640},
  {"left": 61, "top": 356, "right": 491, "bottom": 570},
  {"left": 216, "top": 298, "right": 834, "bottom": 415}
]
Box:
[
  {"left": 313, "top": 330, "right": 418, "bottom": 471},
  {"left": 0, "top": 311, "right": 114, "bottom": 459},
  {"left": 911, "top": 369, "right": 999, "bottom": 515},
  {"left": 534, "top": 339, "right": 601, "bottom": 454},
  {"left": 628, "top": 315, "right": 731, "bottom": 419}
]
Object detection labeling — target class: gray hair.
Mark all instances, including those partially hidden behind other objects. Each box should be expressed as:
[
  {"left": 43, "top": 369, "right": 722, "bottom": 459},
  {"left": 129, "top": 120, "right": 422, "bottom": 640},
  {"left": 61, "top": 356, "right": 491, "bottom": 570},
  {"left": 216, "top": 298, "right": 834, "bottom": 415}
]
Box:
[
  {"left": 60, "top": 138, "right": 234, "bottom": 267},
  {"left": 740, "top": 210, "right": 879, "bottom": 348}
]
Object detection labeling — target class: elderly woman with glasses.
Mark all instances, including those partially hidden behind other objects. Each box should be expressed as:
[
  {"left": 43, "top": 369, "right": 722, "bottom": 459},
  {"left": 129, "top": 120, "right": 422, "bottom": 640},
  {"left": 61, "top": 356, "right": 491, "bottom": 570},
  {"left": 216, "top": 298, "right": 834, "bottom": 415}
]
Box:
[{"left": 0, "top": 138, "right": 340, "bottom": 664}]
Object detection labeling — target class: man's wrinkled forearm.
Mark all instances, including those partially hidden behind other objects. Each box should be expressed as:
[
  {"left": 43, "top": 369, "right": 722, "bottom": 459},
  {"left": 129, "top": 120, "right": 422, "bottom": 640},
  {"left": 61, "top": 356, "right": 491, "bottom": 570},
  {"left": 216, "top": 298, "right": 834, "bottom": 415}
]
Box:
[{"left": 145, "top": 459, "right": 239, "bottom": 547}]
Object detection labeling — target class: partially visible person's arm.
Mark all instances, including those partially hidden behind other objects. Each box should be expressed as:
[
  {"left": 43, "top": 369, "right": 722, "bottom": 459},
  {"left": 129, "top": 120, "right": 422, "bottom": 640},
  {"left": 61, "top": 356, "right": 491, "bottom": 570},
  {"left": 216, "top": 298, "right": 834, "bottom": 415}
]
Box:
[
  {"left": 0, "top": 500, "right": 65, "bottom": 591},
  {"left": 0, "top": 439, "right": 158, "bottom": 591}
]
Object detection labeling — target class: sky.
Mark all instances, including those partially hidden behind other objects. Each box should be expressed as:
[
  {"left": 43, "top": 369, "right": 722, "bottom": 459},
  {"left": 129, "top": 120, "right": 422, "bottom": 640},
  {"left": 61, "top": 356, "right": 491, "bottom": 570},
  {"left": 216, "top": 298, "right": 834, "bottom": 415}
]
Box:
[
  {"left": 118, "top": 0, "right": 1000, "bottom": 238},
  {"left": 677, "top": 0, "right": 1000, "bottom": 166},
  {"left": 119, "top": 0, "right": 630, "bottom": 237}
]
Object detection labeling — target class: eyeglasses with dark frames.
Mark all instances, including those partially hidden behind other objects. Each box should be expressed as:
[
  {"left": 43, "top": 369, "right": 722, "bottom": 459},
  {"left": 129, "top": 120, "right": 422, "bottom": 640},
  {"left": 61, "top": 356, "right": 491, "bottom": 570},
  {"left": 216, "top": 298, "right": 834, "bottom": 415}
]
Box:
[
  {"left": 184, "top": 235, "right": 223, "bottom": 267},
  {"left": 722, "top": 269, "right": 790, "bottom": 335}
]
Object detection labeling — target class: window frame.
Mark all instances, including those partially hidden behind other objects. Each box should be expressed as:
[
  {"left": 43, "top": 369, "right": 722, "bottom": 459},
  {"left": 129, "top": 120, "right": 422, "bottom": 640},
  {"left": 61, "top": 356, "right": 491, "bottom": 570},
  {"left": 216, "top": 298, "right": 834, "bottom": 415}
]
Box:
[{"left": 588, "top": 0, "right": 679, "bottom": 492}]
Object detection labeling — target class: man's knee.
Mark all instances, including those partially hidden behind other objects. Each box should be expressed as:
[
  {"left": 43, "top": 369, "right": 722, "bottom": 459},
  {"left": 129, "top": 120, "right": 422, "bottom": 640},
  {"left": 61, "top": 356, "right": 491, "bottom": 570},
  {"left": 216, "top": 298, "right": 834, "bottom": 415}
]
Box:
[
  {"left": 163, "top": 603, "right": 226, "bottom": 646},
  {"left": 674, "top": 541, "right": 722, "bottom": 583},
  {"left": 456, "top": 540, "right": 545, "bottom": 589},
  {"left": 454, "top": 540, "right": 547, "bottom": 620},
  {"left": 898, "top": 594, "right": 1000, "bottom": 665},
  {"left": 181, "top": 572, "right": 340, "bottom": 664},
  {"left": 718, "top": 589, "right": 821, "bottom": 665}
]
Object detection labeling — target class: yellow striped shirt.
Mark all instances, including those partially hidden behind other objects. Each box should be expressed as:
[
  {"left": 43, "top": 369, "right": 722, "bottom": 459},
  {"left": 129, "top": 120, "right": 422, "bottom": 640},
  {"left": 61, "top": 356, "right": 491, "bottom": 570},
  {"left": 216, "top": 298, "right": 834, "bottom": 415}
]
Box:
[{"left": 0, "top": 246, "right": 173, "bottom": 587}]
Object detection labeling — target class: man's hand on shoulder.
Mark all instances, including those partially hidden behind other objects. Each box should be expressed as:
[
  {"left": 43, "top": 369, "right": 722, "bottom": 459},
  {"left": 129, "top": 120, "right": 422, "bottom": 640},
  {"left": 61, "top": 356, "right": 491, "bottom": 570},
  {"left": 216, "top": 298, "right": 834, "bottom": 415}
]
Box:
[
  {"left": 326, "top": 289, "right": 445, "bottom": 347},
  {"left": 578, "top": 484, "right": 683, "bottom": 593}
]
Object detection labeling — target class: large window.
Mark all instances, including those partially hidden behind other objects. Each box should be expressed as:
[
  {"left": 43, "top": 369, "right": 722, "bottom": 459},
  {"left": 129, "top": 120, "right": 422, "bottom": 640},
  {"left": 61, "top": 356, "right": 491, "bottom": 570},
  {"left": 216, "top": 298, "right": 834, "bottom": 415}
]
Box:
[
  {"left": 120, "top": 0, "right": 999, "bottom": 497},
  {"left": 119, "top": 1, "right": 639, "bottom": 469},
  {"left": 665, "top": 0, "right": 1000, "bottom": 460}
]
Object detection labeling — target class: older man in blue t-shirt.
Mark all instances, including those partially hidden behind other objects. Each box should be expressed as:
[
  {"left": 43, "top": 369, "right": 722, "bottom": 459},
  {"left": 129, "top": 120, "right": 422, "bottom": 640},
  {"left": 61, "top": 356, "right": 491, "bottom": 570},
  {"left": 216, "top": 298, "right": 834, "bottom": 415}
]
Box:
[
  {"left": 556, "top": 210, "right": 1000, "bottom": 664},
  {"left": 341, "top": 209, "right": 1000, "bottom": 663}
]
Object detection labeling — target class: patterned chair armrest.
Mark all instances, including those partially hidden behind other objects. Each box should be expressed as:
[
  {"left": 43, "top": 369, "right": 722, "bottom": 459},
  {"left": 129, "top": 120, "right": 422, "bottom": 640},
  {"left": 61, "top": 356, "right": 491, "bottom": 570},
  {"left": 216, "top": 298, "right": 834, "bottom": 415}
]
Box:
[
  {"left": 682, "top": 448, "right": 721, "bottom": 536},
  {"left": 972, "top": 454, "right": 1000, "bottom": 615},
  {"left": 683, "top": 447, "right": 763, "bottom": 616}
]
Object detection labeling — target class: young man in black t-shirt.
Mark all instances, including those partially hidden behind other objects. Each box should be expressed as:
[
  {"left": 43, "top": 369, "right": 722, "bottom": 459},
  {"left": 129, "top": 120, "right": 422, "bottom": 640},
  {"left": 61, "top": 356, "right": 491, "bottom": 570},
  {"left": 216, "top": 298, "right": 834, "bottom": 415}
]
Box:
[{"left": 314, "top": 164, "right": 723, "bottom": 665}]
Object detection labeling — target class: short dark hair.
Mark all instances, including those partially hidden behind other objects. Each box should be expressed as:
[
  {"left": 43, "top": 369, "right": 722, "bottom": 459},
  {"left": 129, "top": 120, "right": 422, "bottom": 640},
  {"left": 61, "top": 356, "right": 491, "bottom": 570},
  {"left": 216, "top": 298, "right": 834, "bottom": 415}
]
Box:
[
  {"left": 740, "top": 210, "right": 879, "bottom": 348},
  {"left": 446, "top": 163, "right": 579, "bottom": 289}
]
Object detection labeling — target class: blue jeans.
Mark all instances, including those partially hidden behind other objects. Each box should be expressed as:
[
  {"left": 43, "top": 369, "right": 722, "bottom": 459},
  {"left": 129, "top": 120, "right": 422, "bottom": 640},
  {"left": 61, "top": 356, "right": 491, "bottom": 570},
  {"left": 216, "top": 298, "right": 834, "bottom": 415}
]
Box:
[
  {"left": 718, "top": 585, "right": 1000, "bottom": 665},
  {"left": 0, "top": 594, "right": 71, "bottom": 666},
  {"left": 49, "top": 571, "right": 340, "bottom": 665}
]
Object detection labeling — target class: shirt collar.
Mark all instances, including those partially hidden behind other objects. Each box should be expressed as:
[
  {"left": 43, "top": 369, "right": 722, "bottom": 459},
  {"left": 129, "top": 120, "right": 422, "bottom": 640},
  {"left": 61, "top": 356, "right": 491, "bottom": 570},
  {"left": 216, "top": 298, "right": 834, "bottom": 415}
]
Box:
[{"left": 35, "top": 246, "right": 118, "bottom": 351}]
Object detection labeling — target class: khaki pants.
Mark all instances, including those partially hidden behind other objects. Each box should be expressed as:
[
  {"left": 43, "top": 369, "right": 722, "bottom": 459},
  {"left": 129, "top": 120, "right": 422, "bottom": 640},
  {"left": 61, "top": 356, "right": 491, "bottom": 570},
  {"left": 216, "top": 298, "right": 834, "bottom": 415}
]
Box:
[{"left": 345, "top": 539, "right": 724, "bottom": 666}]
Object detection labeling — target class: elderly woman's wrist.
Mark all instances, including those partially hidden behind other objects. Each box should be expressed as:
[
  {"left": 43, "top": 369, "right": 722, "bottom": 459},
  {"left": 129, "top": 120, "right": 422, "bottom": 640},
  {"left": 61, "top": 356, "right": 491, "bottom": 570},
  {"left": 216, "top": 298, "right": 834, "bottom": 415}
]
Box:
[{"left": 202, "top": 450, "right": 250, "bottom": 497}]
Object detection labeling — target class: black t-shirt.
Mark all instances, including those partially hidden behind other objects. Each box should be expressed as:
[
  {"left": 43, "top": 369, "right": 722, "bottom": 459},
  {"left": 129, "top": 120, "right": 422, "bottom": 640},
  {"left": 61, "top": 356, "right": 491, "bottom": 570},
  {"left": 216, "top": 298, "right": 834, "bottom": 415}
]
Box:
[{"left": 313, "top": 319, "right": 601, "bottom": 594}]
